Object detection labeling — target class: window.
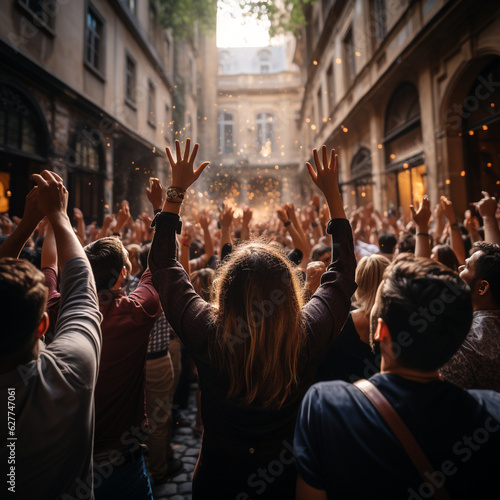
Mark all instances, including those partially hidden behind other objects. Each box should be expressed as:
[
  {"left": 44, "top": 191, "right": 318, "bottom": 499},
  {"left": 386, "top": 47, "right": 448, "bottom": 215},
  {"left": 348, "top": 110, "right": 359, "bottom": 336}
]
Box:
[
  {"left": 0, "top": 85, "right": 43, "bottom": 156},
  {"left": 370, "top": 0, "right": 387, "bottom": 48},
  {"left": 343, "top": 28, "right": 356, "bottom": 85},
  {"left": 218, "top": 51, "right": 234, "bottom": 74},
  {"left": 125, "top": 55, "right": 136, "bottom": 104},
  {"left": 67, "top": 125, "right": 105, "bottom": 223},
  {"left": 85, "top": 4, "right": 105, "bottom": 75},
  {"left": 148, "top": 1, "right": 157, "bottom": 47},
  {"left": 326, "top": 62, "right": 335, "bottom": 110},
  {"left": 148, "top": 80, "right": 156, "bottom": 126},
  {"left": 19, "top": 0, "right": 55, "bottom": 29},
  {"left": 258, "top": 50, "right": 271, "bottom": 74},
  {"left": 218, "top": 112, "right": 234, "bottom": 154},
  {"left": 257, "top": 113, "right": 274, "bottom": 157},
  {"left": 350, "top": 148, "right": 374, "bottom": 206}
]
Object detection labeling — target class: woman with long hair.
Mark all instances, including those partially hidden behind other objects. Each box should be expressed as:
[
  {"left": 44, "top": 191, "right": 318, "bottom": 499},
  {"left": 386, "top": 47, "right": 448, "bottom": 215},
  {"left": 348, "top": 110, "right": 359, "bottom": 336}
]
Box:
[
  {"left": 316, "top": 253, "right": 391, "bottom": 382},
  {"left": 149, "top": 140, "right": 357, "bottom": 499}
]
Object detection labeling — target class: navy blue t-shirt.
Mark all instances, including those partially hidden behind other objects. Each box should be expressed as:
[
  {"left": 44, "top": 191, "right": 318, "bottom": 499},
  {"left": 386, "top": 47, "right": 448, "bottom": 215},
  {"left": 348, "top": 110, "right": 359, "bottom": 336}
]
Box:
[{"left": 295, "top": 373, "right": 500, "bottom": 499}]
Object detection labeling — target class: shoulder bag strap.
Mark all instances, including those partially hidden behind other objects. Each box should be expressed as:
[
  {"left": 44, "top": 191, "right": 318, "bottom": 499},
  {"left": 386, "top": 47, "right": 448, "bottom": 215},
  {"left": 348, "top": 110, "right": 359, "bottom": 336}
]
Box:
[{"left": 354, "top": 378, "right": 451, "bottom": 500}]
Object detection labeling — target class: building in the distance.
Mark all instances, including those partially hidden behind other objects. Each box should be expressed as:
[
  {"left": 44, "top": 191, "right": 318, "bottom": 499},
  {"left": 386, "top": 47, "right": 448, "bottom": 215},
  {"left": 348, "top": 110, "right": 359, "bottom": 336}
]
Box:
[
  {"left": 294, "top": 0, "right": 500, "bottom": 218},
  {"left": 0, "top": 0, "right": 217, "bottom": 221},
  {"left": 213, "top": 42, "right": 304, "bottom": 214}
]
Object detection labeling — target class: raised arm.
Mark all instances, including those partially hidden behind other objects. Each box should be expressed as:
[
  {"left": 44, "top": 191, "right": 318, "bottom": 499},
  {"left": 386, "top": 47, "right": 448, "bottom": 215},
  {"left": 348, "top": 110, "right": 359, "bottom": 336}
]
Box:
[
  {"left": 240, "top": 207, "right": 253, "bottom": 242},
  {"left": 0, "top": 187, "right": 44, "bottom": 259},
  {"left": 31, "top": 171, "right": 87, "bottom": 267},
  {"left": 441, "top": 196, "right": 466, "bottom": 264},
  {"left": 302, "top": 146, "right": 357, "bottom": 353},
  {"left": 219, "top": 204, "right": 234, "bottom": 256},
  {"left": 197, "top": 209, "right": 214, "bottom": 264},
  {"left": 410, "top": 195, "right": 432, "bottom": 259},
  {"left": 474, "top": 191, "right": 500, "bottom": 245}
]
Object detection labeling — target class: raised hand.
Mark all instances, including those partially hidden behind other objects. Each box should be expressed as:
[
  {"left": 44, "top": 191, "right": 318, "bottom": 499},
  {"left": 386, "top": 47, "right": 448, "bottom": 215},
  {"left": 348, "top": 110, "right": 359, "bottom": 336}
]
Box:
[
  {"left": 474, "top": 191, "right": 498, "bottom": 219},
  {"left": 198, "top": 209, "right": 211, "bottom": 231},
  {"left": 242, "top": 207, "right": 253, "bottom": 226},
  {"left": 146, "top": 177, "right": 164, "bottom": 210},
  {"left": 440, "top": 196, "right": 456, "bottom": 224},
  {"left": 30, "top": 170, "right": 68, "bottom": 218},
  {"left": 410, "top": 195, "right": 431, "bottom": 230},
  {"left": 220, "top": 204, "right": 234, "bottom": 229},
  {"left": 306, "top": 145, "right": 345, "bottom": 219},
  {"left": 276, "top": 207, "right": 289, "bottom": 224},
  {"left": 165, "top": 139, "right": 209, "bottom": 191}
]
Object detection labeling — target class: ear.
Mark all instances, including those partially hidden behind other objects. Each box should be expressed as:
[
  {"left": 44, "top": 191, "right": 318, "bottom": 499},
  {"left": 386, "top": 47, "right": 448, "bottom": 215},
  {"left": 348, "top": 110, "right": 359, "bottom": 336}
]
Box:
[
  {"left": 374, "top": 318, "right": 390, "bottom": 342},
  {"left": 36, "top": 312, "right": 49, "bottom": 339},
  {"left": 478, "top": 280, "right": 490, "bottom": 296}
]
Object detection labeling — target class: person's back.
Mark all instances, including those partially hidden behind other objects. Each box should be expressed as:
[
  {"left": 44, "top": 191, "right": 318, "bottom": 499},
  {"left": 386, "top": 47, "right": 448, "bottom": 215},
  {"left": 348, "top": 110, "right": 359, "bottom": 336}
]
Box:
[
  {"left": 441, "top": 242, "right": 500, "bottom": 391},
  {"left": 0, "top": 171, "right": 101, "bottom": 499},
  {"left": 295, "top": 254, "right": 500, "bottom": 500},
  {"left": 149, "top": 140, "right": 357, "bottom": 498}
]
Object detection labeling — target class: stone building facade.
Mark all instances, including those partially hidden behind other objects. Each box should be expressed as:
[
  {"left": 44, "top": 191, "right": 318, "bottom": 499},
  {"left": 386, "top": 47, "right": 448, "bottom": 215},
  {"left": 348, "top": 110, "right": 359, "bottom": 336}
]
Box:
[
  {"left": 214, "top": 43, "right": 304, "bottom": 215},
  {"left": 0, "top": 0, "right": 216, "bottom": 221},
  {"left": 295, "top": 0, "right": 500, "bottom": 219}
]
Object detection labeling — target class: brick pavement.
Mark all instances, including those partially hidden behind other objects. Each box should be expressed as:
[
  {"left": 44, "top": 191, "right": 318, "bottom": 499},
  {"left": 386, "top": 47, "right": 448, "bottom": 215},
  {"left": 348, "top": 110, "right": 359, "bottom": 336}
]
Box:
[{"left": 151, "top": 384, "right": 201, "bottom": 500}]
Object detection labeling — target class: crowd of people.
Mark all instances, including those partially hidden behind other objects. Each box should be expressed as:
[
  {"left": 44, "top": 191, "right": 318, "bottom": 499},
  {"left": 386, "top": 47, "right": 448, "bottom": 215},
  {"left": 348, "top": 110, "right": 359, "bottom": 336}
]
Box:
[{"left": 1, "top": 139, "right": 500, "bottom": 500}]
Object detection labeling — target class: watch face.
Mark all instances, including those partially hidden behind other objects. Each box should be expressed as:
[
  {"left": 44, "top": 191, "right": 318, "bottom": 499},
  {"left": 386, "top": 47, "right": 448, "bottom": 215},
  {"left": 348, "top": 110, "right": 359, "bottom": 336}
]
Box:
[{"left": 167, "top": 188, "right": 179, "bottom": 198}]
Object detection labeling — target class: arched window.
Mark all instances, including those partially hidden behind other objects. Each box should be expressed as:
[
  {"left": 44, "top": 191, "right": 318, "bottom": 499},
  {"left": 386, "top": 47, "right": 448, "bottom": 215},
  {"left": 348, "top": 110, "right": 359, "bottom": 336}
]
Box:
[
  {"left": 218, "top": 112, "right": 234, "bottom": 154},
  {"left": 67, "top": 124, "right": 106, "bottom": 222},
  {"left": 218, "top": 51, "right": 234, "bottom": 75},
  {"left": 384, "top": 83, "right": 425, "bottom": 218},
  {"left": 0, "top": 85, "right": 46, "bottom": 157},
  {"left": 350, "top": 147, "right": 373, "bottom": 206},
  {"left": 0, "top": 81, "right": 49, "bottom": 216},
  {"left": 463, "top": 57, "right": 500, "bottom": 201},
  {"left": 257, "top": 113, "right": 274, "bottom": 157},
  {"left": 258, "top": 50, "right": 271, "bottom": 74}
]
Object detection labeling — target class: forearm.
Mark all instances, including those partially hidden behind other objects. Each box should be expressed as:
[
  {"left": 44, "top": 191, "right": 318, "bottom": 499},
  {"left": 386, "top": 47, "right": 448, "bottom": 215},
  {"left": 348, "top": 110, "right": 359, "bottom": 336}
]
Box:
[
  {"left": 415, "top": 225, "right": 431, "bottom": 259},
  {"left": 449, "top": 225, "right": 466, "bottom": 264},
  {"left": 202, "top": 227, "right": 214, "bottom": 258},
  {"left": 325, "top": 192, "right": 346, "bottom": 220},
  {"left": 0, "top": 220, "right": 37, "bottom": 259},
  {"left": 48, "top": 213, "right": 87, "bottom": 267},
  {"left": 240, "top": 223, "right": 250, "bottom": 242},
  {"left": 41, "top": 224, "right": 57, "bottom": 270},
  {"left": 483, "top": 216, "right": 500, "bottom": 245},
  {"left": 220, "top": 227, "right": 232, "bottom": 253},
  {"left": 179, "top": 240, "right": 191, "bottom": 274}
]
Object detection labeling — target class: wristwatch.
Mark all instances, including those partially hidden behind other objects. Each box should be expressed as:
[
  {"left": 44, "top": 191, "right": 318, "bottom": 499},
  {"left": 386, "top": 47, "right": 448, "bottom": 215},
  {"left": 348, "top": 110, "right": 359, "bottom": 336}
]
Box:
[{"left": 166, "top": 186, "right": 185, "bottom": 202}]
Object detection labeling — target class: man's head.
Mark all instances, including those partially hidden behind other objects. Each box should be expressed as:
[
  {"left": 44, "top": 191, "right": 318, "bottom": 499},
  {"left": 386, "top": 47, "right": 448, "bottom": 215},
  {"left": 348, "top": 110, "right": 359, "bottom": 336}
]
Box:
[
  {"left": 378, "top": 233, "right": 397, "bottom": 256},
  {"left": 84, "top": 237, "right": 131, "bottom": 291},
  {"left": 0, "top": 258, "right": 49, "bottom": 362},
  {"left": 370, "top": 254, "right": 472, "bottom": 372},
  {"left": 459, "top": 242, "right": 500, "bottom": 310}
]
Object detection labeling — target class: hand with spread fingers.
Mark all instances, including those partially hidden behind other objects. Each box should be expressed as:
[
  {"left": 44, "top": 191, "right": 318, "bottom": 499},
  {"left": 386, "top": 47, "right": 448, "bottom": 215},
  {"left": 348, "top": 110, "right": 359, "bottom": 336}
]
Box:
[
  {"left": 306, "top": 145, "right": 346, "bottom": 219},
  {"left": 165, "top": 138, "right": 209, "bottom": 192}
]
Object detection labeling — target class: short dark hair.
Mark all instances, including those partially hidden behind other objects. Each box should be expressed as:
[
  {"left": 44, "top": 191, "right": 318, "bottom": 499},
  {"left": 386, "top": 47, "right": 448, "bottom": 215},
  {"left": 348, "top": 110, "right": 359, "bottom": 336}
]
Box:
[
  {"left": 378, "top": 233, "right": 397, "bottom": 254},
  {"left": 84, "top": 237, "right": 127, "bottom": 291},
  {"left": 397, "top": 232, "right": 415, "bottom": 254},
  {"left": 139, "top": 243, "right": 151, "bottom": 272},
  {"left": 471, "top": 242, "right": 500, "bottom": 307},
  {"left": 310, "top": 243, "right": 331, "bottom": 262},
  {"left": 371, "top": 254, "right": 472, "bottom": 371},
  {"left": 433, "top": 245, "right": 460, "bottom": 272},
  {"left": 0, "top": 258, "right": 48, "bottom": 355}
]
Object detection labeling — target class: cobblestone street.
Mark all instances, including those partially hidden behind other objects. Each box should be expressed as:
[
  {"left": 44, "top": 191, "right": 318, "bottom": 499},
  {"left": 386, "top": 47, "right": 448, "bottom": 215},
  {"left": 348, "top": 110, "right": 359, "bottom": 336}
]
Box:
[{"left": 152, "top": 385, "right": 201, "bottom": 500}]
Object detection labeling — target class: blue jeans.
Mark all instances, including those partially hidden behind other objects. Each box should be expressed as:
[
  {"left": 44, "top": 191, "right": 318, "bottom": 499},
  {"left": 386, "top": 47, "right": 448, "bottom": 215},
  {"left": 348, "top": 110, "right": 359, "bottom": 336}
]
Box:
[{"left": 93, "top": 448, "right": 153, "bottom": 500}]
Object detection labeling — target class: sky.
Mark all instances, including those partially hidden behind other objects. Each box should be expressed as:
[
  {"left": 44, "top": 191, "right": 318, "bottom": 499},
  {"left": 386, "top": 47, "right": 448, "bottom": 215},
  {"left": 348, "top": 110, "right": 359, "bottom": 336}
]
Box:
[{"left": 216, "top": 1, "right": 270, "bottom": 47}]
